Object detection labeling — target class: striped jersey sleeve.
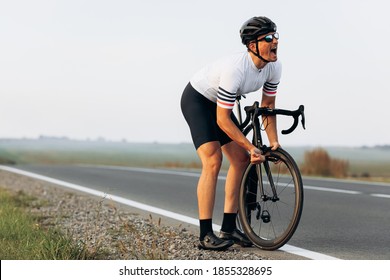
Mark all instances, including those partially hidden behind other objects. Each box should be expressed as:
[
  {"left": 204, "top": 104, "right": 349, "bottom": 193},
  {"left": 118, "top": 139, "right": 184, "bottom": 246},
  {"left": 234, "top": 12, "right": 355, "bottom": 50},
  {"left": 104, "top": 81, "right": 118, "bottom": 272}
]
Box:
[
  {"left": 263, "top": 81, "right": 279, "bottom": 96},
  {"left": 217, "top": 87, "right": 236, "bottom": 109}
]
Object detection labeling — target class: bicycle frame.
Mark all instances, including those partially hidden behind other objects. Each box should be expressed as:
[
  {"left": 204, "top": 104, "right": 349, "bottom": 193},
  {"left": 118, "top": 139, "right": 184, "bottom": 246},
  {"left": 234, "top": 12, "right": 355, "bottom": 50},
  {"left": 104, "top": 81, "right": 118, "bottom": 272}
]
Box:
[
  {"left": 243, "top": 104, "right": 281, "bottom": 204},
  {"left": 235, "top": 99, "right": 305, "bottom": 202}
]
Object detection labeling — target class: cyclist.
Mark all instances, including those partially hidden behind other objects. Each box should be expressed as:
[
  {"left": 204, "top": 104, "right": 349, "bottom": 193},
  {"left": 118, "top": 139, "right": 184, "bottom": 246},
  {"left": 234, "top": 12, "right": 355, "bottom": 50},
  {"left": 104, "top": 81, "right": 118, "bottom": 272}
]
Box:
[{"left": 181, "top": 16, "right": 282, "bottom": 251}]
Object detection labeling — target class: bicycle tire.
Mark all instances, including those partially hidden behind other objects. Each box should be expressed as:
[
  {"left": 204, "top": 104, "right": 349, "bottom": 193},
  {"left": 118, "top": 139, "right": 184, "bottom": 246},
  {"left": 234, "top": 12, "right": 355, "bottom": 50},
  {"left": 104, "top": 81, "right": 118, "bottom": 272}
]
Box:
[{"left": 238, "top": 147, "right": 304, "bottom": 250}]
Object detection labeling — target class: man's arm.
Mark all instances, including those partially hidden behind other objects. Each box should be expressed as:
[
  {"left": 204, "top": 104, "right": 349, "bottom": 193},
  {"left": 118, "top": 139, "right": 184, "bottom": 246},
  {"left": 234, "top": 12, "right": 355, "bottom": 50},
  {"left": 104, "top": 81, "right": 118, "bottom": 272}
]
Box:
[
  {"left": 216, "top": 106, "right": 264, "bottom": 163},
  {"left": 261, "top": 94, "right": 280, "bottom": 150}
]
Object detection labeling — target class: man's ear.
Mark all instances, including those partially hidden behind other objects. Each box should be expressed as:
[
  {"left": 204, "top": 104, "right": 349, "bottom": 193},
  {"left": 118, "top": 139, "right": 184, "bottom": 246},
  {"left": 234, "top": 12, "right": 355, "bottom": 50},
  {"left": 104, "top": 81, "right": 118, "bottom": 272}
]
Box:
[{"left": 247, "top": 41, "right": 256, "bottom": 52}]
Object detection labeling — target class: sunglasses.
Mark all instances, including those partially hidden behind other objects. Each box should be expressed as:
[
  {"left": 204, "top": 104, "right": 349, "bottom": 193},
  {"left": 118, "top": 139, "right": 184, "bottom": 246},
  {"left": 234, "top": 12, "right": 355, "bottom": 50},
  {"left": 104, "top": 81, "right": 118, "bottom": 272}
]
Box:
[{"left": 257, "top": 32, "right": 279, "bottom": 43}]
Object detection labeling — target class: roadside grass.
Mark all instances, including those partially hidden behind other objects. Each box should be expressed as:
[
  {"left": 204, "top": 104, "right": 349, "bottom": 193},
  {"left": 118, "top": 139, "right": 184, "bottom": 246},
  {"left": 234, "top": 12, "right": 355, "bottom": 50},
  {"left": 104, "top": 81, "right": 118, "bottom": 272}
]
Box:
[{"left": 0, "top": 188, "right": 100, "bottom": 260}]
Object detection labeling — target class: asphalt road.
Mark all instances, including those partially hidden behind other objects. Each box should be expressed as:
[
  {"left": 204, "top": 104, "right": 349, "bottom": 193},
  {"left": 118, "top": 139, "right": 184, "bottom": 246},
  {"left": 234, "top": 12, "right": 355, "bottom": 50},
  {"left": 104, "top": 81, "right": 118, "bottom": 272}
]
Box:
[{"left": 3, "top": 164, "right": 390, "bottom": 260}]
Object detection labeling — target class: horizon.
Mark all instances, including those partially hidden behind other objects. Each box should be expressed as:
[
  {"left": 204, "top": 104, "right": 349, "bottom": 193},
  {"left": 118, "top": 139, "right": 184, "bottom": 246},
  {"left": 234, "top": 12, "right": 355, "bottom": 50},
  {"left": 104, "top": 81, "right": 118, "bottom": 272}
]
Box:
[{"left": 1, "top": 136, "right": 389, "bottom": 149}]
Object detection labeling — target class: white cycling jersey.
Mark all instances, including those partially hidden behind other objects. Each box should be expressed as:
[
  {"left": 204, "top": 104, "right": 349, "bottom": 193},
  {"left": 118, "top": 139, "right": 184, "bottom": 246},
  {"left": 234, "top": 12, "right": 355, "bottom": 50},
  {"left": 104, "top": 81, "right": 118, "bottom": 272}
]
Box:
[{"left": 190, "top": 51, "right": 282, "bottom": 109}]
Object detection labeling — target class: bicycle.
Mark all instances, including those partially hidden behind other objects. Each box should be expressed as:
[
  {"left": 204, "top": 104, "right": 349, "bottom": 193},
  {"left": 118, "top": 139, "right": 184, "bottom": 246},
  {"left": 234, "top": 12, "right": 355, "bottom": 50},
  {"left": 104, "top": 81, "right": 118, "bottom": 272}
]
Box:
[{"left": 235, "top": 96, "right": 306, "bottom": 250}]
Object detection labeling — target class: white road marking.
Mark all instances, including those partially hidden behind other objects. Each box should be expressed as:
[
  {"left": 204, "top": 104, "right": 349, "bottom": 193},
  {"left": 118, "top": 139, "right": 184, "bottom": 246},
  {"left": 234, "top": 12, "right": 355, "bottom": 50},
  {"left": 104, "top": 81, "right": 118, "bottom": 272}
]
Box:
[
  {"left": 303, "top": 185, "right": 362, "bottom": 195},
  {"left": 370, "top": 193, "right": 390, "bottom": 199}
]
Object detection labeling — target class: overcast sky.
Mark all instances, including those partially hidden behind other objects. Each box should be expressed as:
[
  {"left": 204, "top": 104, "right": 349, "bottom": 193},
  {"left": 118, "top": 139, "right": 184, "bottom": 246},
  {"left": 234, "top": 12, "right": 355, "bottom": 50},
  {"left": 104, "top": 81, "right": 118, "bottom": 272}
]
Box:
[{"left": 1, "top": 0, "right": 389, "bottom": 147}]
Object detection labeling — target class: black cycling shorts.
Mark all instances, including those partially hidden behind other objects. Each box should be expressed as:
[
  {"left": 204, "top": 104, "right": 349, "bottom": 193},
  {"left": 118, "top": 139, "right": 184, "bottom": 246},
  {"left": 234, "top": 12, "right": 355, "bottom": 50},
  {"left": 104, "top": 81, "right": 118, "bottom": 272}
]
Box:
[{"left": 180, "top": 82, "right": 239, "bottom": 150}]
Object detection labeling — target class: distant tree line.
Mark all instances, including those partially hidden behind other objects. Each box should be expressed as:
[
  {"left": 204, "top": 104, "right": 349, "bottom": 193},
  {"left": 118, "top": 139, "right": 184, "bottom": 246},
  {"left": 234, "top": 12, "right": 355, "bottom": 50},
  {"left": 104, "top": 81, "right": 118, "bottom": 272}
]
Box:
[{"left": 361, "top": 145, "right": 390, "bottom": 150}]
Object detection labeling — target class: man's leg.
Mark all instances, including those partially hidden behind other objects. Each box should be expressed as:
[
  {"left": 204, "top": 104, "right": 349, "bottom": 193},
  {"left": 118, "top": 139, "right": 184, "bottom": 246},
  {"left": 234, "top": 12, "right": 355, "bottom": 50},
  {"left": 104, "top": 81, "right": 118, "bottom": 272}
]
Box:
[
  {"left": 196, "top": 141, "right": 222, "bottom": 220},
  {"left": 219, "top": 141, "right": 252, "bottom": 247},
  {"left": 221, "top": 141, "right": 249, "bottom": 214},
  {"left": 196, "top": 141, "right": 234, "bottom": 250}
]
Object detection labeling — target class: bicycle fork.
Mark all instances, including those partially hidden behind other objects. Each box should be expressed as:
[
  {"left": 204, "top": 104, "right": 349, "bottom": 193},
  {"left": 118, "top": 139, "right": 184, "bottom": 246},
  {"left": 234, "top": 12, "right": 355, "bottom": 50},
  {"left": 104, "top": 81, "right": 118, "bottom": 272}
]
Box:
[{"left": 251, "top": 116, "right": 279, "bottom": 224}]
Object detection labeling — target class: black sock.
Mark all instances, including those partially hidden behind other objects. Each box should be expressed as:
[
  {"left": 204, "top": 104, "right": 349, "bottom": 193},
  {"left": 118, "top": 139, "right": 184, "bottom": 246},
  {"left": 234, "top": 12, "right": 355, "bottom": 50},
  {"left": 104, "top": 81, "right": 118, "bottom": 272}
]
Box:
[
  {"left": 199, "top": 219, "right": 213, "bottom": 241},
  {"left": 221, "top": 213, "right": 237, "bottom": 233}
]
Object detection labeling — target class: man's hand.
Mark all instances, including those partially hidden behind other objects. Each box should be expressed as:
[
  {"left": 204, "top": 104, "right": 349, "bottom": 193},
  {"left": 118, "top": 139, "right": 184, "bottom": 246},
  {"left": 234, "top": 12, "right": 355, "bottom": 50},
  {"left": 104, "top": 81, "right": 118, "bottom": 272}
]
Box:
[
  {"left": 269, "top": 141, "right": 280, "bottom": 151},
  {"left": 250, "top": 147, "right": 265, "bottom": 164}
]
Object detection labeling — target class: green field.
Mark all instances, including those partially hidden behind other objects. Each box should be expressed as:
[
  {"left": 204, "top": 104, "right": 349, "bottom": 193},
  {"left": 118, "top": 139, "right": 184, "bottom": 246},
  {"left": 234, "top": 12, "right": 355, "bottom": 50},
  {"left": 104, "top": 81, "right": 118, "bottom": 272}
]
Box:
[{"left": 1, "top": 138, "right": 390, "bottom": 181}]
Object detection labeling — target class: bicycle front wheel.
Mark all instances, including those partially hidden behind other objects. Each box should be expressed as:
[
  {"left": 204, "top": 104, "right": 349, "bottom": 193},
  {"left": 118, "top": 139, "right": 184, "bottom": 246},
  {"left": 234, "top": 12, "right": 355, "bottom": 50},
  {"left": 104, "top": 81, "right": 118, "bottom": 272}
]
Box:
[{"left": 238, "top": 148, "right": 304, "bottom": 250}]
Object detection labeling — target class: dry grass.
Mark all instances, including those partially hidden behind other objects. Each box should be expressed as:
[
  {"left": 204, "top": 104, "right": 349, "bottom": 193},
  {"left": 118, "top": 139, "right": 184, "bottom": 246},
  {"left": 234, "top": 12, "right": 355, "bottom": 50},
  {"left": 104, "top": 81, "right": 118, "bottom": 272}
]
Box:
[{"left": 300, "top": 148, "right": 349, "bottom": 178}]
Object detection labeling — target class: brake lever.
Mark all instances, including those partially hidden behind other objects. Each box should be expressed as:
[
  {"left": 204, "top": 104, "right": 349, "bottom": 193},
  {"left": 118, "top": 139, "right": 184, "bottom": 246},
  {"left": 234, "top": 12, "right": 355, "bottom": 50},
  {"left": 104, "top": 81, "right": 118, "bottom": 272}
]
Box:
[{"left": 299, "top": 105, "right": 306, "bottom": 130}]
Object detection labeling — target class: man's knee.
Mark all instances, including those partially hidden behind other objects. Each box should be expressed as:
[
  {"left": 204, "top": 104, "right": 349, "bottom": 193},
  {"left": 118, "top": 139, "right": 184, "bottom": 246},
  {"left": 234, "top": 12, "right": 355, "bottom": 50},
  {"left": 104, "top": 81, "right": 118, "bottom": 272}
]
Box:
[
  {"left": 230, "top": 151, "right": 250, "bottom": 169},
  {"left": 197, "top": 142, "right": 223, "bottom": 173},
  {"left": 203, "top": 154, "right": 222, "bottom": 174}
]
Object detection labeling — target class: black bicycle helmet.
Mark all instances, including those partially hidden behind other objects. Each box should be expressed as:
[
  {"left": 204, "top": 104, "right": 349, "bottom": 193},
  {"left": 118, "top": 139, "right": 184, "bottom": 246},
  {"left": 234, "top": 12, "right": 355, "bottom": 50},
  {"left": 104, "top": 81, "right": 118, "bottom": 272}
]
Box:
[{"left": 240, "top": 16, "right": 277, "bottom": 45}]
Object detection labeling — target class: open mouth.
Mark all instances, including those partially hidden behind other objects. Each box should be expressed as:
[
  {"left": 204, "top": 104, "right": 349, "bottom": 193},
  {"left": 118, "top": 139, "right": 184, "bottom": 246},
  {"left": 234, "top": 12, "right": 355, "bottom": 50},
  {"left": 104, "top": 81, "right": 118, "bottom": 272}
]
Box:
[{"left": 271, "top": 46, "right": 278, "bottom": 55}]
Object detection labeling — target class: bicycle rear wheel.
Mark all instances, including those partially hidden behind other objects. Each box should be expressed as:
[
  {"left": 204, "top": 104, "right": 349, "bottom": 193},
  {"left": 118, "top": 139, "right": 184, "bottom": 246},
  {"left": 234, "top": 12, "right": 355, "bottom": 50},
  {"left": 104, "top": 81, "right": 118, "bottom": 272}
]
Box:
[{"left": 238, "top": 148, "right": 304, "bottom": 250}]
